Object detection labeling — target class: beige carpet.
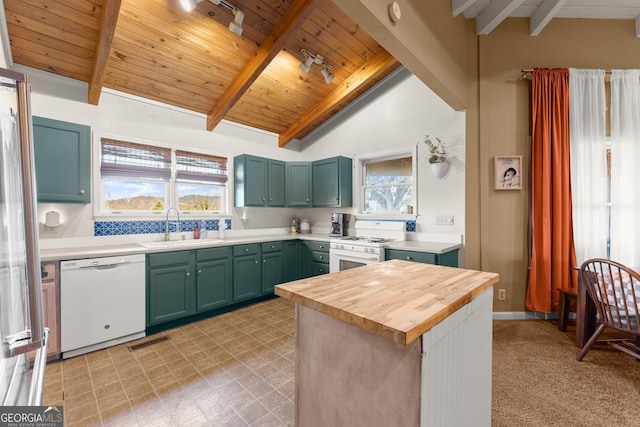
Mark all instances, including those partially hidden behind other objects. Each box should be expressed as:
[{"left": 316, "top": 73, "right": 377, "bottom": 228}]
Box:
[{"left": 492, "top": 320, "right": 640, "bottom": 426}]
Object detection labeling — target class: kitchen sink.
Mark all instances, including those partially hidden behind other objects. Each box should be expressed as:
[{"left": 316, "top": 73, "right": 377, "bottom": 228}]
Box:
[{"left": 138, "top": 239, "right": 224, "bottom": 249}]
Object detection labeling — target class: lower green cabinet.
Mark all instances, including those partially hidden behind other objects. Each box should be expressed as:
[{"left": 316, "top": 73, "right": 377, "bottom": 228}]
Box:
[
  {"left": 385, "top": 249, "right": 459, "bottom": 267},
  {"left": 261, "top": 242, "right": 283, "bottom": 295},
  {"left": 196, "top": 247, "right": 232, "bottom": 311},
  {"left": 146, "top": 239, "right": 332, "bottom": 328},
  {"left": 147, "top": 251, "right": 195, "bottom": 326},
  {"left": 233, "top": 244, "right": 261, "bottom": 302}
]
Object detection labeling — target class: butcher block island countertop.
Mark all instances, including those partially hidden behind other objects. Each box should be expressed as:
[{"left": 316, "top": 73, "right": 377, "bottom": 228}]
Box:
[
  {"left": 275, "top": 260, "right": 499, "bottom": 426},
  {"left": 274, "top": 259, "right": 499, "bottom": 346}
]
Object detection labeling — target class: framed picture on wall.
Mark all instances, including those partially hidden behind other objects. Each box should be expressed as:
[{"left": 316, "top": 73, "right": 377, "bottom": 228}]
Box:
[{"left": 494, "top": 156, "right": 522, "bottom": 190}]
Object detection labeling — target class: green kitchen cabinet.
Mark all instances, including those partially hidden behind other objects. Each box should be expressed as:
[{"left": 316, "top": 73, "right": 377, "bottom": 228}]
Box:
[
  {"left": 261, "top": 241, "right": 283, "bottom": 295},
  {"left": 147, "top": 251, "right": 195, "bottom": 326},
  {"left": 196, "top": 247, "right": 232, "bottom": 312},
  {"left": 286, "top": 162, "right": 311, "bottom": 207},
  {"left": 234, "top": 155, "right": 285, "bottom": 207},
  {"left": 385, "top": 249, "right": 459, "bottom": 268},
  {"left": 32, "top": 116, "right": 91, "bottom": 203},
  {"left": 298, "top": 241, "right": 313, "bottom": 279},
  {"left": 283, "top": 240, "right": 300, "bottom": 282},
  {"left": 302, "top": 240, "right": 330, "bottom": 277},
  {"left": 311, "top": 156, "right": 352, "bottom": 207},
  {"left": 233, "top": 244, "right": 261, "bottom": 301}
]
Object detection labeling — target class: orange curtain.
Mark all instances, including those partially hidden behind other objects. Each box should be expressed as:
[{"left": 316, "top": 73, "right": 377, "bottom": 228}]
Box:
[{"left": 526, "top": 68, "right": 577, "bottom": 313}]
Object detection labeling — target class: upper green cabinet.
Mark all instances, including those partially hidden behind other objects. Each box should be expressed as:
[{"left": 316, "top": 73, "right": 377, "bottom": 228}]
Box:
[
  {"left": 32, "top": 116, "right": 91, "bottom": 203},
  {"left": 286, "top": 162, "right": 311, "bottom": 207},
  {"left": 234, "top": 154, "right": 352, "bottom": 208},
  {"left": 312, "top": 156, "right": 352, "bottom": 208},
  {"left": 234, "top": 155, "right": 285, "bottom": 207}
]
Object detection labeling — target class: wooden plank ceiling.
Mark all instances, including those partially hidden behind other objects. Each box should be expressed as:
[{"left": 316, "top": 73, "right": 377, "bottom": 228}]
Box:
[{"left": 4, "top": 0, "right": 400, "bottom": 146}]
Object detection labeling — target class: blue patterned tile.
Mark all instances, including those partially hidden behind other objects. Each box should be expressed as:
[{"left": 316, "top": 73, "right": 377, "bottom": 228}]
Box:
[
  {"left": 225, "top": 219, "right": 232, "bottom": 230},
  {"left": 405, "top": 220, "right": 416, "bottom": 232}
]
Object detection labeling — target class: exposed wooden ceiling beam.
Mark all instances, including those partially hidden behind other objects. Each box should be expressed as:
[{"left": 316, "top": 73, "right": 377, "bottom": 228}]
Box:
[
  {"left": 476, "top": 0, "right": 525, "bottom": 35},
  {"left": 88, "top": 0, "right": 122, "bottom": 105},
  {"left": 206, "top": 0, "right": 322, "bottom": 131},
  {"left": 452, "top": 0, "right": 477, "bottom": 17},
  {"left": 278, "top": 50, "right": 400, "bottom": 147},
  {"left": 530, "top": 0, "right": 567, "bottom": 36}
]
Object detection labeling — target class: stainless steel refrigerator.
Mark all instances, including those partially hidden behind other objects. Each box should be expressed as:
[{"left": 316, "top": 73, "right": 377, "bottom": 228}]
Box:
[{"left": 0, "top": 68, "right": 48, "bottom": 406}]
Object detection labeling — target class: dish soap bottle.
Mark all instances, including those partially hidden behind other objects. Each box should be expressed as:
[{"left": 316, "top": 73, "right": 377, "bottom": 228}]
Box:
[{"left": 200, "top": 220, "right": 207, "bottom": 239}]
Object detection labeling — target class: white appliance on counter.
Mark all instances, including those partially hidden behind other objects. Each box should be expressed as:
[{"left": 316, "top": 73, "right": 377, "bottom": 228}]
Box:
[
  {"left": 60, "top": 254, "right": 146, "bottom": 358},
  {"left": 329, "top": 220, "right": 405, "bottom": 273}
]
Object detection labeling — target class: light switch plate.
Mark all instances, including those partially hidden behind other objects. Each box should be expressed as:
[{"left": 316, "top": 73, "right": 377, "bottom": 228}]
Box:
[{"left": 436, "top": 216, "right": 454, "bottom": 226}]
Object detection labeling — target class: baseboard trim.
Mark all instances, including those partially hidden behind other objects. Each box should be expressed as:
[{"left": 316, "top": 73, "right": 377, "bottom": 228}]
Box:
[{"left": 492, "top": 311, "right": 565, "bottom": 320}]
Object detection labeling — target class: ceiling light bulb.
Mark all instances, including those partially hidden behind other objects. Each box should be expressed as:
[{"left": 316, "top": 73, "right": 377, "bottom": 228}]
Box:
[
  {"left": 300, "top": 56, "right": 313, "bottom": 73},
  {"left": 180, "top": 0, "right": 198, "bottom": 11},
  {"left": 321, "top": 67, "right": 334, "bottom": 84}
]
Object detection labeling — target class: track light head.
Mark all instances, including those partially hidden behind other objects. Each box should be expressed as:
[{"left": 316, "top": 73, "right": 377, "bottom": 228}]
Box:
[
  {"left": 321, "top": 67, "right": 334, "bottom": 84},
  {"left": 180, "top": 0, "right": 200, "bottom": 11},
  {"left": 300, "top": 55, "right": 314, "bottom": 73},
  {"left": 228, "top": 9, "right": 244, "bottom": 35}
]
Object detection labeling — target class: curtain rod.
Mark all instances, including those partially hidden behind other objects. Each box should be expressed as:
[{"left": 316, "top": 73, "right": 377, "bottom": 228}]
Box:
[{"left": 521, "top": 69, "right": 612, "bottom": 74}]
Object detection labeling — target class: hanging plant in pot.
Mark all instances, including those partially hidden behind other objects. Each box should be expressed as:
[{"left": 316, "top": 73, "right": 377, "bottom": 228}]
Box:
[{"left": 424, "top": 135, "right": 449, "bottom": 179}]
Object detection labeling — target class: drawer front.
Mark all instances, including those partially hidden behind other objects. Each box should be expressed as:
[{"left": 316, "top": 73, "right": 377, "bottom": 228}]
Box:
[
  {"left": 308, "top": 241, "right": 329, "bottom": 252},
  {"left": 312, "top": 250, "right": 328, "bottom": 263},
  {"left": 233, "top": 243, "right": 259, "bottom": 257},
  {"left": 197, "top": 246, "right": 231, "bottom": 261},
  {"left": 386, "top": 250, "right": 436, "bottom": 265},
  {"left": 148, "top": 250, "right": 192, "bottom": 268},
  {"left": 261, "top": 241, "right": 283, "bottom": 253},
  {"left": 312, "top": 262, "right": 329, "bottom": 276}
]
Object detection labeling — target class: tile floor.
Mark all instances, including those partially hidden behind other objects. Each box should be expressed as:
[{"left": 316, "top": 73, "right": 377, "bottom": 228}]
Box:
[{"left": 43, "top": 298, "right": 296, "bottom": 426}]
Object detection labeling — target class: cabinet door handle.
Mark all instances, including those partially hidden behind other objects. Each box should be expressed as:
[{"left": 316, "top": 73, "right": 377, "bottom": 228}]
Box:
[
  {"left": 186, "top": 272, "right": 191, "bottom": 276},
  {"left": 406, "top": 256, "right": 412, "bottom": 260},
  {"left": 198, "top": 270, "right": 202, "bottom": 274},
  {"left": 306, "top": 198, "right": 309, "bottom": 202},
  {"left": 320, "top": 245, "right": 324, "bottom": 249},
  {"left": 80, "top": 189, "right": 85, "bottom": 194},
  {"left": 255, "top": 260, "right": 258, "bottom": 264},
  {"left": 271, "top": 245, "right": 275, "bottom": 249},
  {"left": 319, "top": 255, "right": 324, "bottom": 260},
  {"left": 245, "top": 248, "right": 249, "bottom": 252},
  {"left": 263, "top": 259, "right": 266, "bottom": 263}
]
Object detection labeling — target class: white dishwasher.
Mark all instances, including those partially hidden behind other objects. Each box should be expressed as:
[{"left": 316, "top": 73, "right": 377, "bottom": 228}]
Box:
[{"left": 60, "top": 254, "right": 146, "bottom": 359}]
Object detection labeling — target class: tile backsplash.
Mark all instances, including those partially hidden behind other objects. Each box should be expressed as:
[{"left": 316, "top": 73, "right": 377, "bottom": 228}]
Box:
[
  {"left": 94, "top": 219, "right": 231, "bottom": 236},
  {"left": 354, "top": 218, "right": 416, "bottom": 232}
]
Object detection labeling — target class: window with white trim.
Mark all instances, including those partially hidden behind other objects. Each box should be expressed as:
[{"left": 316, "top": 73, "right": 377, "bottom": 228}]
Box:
[
  {"left": 357, "top": 146, "right": 416, "bottom": 214},
  {"left": 98, "top": 137, "right": 227, "bottom": 215}
]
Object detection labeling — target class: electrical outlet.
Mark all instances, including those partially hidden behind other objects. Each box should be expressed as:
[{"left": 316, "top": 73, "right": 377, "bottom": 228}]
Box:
[
  {"left": 497, "top": 289, "right": 506, "bottom": 301},
  {"left": 436, "top": 216, "right": 454, "bottom": 226}
]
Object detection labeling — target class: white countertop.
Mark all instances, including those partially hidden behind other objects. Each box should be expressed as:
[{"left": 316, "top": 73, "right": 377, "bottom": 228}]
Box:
[
  {"left": 385, "top": 240, "right": 461, "bottom": 255},
  {"left": 40, "top": 233, "right": 461, "bottom": 261},
  {"left": 39, "top": 233, "right": 331, "bottom": 261}
]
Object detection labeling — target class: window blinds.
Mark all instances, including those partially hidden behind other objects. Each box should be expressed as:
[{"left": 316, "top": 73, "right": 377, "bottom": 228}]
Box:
[
  {"left": 100, "top": 138, "right": 171, "bottom": 180},
  {"left": 175, "top": 150, "right": 228, "bottom": 184}
]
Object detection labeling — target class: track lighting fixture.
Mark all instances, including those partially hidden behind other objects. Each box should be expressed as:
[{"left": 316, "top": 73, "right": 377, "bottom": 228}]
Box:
[
  {"left": 180, "top": 0, "right": 244, "bottom": 36},
  {"left": 299, "top": 49, "right": 334, "bottom": 84}
]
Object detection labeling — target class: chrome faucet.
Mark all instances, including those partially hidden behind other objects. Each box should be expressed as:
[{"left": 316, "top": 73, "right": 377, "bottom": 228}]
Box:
[{"left": 164, "top": 207, "right": 181, "bottom": 241}]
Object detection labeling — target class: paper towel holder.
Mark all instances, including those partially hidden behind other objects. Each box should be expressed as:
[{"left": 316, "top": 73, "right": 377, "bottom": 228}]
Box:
[{"left": 44, "top": 210, "right": 61, "bottom": 228}]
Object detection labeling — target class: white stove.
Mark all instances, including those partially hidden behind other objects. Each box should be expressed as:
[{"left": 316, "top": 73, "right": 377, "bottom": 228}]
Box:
[{"left": 329, "top": 220, "right": 406, "bottom": 273}]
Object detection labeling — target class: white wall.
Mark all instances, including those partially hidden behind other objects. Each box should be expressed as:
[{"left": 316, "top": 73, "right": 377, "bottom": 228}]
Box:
[
  {"left": 301, "top": 68, "right": 466, "bottom": 243},
  {"left": 15, "top": 64, "right": 464, "bottom": 248}
]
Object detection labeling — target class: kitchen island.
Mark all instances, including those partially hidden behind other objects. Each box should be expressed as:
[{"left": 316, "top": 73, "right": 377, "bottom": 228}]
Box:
[{"left": 275, "top": 260, "right": 499, "bottom": 427}]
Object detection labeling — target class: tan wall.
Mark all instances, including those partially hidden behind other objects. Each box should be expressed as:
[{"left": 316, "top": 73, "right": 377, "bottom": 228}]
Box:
[{"left": 480, "top": 18, "right": 640, "bottom": 311}]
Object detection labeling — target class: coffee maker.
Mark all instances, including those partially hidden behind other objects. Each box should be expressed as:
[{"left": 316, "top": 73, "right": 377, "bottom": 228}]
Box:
[{"left": 329, "top": 213, "right": 347, "bottom": 237}]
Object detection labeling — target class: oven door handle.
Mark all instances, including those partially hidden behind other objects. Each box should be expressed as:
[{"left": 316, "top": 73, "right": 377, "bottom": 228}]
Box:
[{"left": 330, "top": 249, "right": 382, "bottom": 261}]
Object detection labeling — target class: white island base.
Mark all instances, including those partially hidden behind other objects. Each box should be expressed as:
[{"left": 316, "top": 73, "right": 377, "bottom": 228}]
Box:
[{"left": 294, "top": 288, "right": 493, "bottom": 426}]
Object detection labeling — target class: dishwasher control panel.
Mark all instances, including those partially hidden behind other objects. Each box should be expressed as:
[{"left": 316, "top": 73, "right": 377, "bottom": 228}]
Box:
[{"left": 60, "top": 254, "right": 145, "bottom": 269}]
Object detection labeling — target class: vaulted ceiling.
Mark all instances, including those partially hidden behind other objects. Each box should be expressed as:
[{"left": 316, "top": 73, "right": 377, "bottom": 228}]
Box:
[
  {"left": 2, "top": 0, "right": 400, "bottom": 147},
  {"left": 454, "top": 0, "right": 640, "bottom": 36}
]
